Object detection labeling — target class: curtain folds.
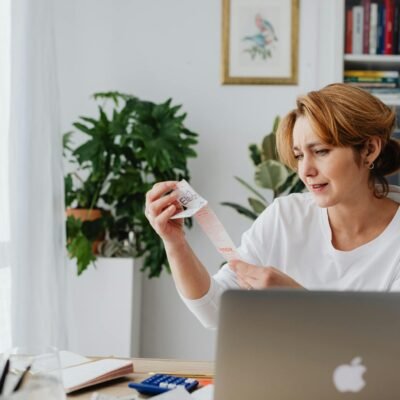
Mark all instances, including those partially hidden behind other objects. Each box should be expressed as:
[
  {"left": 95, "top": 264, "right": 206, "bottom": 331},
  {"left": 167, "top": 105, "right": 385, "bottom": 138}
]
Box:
[{"left": 9, "top": 0, "right": 69, "bottom": 349}]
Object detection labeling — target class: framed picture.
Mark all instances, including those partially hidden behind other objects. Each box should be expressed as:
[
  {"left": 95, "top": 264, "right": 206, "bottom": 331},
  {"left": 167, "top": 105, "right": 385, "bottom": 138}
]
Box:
[{"left": 222, "top": 0, "right": 299, "bottom": 85}]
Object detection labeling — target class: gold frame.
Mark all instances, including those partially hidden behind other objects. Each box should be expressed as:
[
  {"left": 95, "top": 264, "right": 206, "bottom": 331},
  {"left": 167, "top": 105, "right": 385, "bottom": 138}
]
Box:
[{"left": 222, "top": 0, "right": 299, "bottom": 85}]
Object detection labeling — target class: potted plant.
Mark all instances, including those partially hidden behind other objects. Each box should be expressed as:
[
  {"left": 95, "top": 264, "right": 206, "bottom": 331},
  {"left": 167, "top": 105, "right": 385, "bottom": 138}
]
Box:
[
  {"left": 222, "top": 116, "right": 304, "bottom": 220},
  {"left": 64, "top": 91, "right": 198, "bottom": 277}
]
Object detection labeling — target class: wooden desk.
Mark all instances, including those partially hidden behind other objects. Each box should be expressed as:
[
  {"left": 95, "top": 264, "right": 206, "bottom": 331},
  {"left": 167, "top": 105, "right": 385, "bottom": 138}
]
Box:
[{"left": 67, "top": 358, "right": 214, "bottom": 399}]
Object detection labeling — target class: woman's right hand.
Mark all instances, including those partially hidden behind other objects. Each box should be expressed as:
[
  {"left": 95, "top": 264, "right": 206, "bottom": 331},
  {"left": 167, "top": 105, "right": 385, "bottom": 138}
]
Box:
[{"left": 145, "top": 181, "right": 185, "bottom": 245}]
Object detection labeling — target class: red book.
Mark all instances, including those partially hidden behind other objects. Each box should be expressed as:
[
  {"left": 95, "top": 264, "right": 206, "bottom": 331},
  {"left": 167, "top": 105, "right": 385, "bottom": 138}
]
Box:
[
  {"left": 384, "top": 0, "right": 394, "bottom": 54},
  {"left": 346, "top": 8, "right": 353, "bottom": 54},
  {"left": 362, "top": 0, "right": 371, "bottom": 53}
]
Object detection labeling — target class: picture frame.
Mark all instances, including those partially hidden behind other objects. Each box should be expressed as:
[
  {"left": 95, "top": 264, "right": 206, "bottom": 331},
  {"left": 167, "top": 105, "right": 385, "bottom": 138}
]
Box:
[{"left": 222, "top": 0, "right": 299, "bottom": 85}]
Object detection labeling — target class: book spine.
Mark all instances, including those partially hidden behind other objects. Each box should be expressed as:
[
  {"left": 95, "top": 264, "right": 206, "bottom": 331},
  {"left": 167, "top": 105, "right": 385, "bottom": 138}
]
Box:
[
  {"left": 352, "top": 6, "right": 364, "bottom": 54},
  {"left": 394, "top": 2, "right": 400, "bottom": 54},
  {"left": 363, "top": 0, "right": 371, "bottom": 53},
  {"left": 346, "top": 8, "right": 353, "bottom": 53},
  {"left": 369, "top": 3, "right": 378, "bottom": 54},
  {"left": 384, "top": 0, "right": 394, "bottom": 54},
  {"left": 344, "top": 76, "right": 398, "bottom": 83},
  {"left": 344, "top": 70, "right": 399, "bottom": 78},
  {"left": 346, "top": 82, "right": 397, "bottom": 88},
  {"left": 377, "top": 3, "right": 386, "bottom": 54}
]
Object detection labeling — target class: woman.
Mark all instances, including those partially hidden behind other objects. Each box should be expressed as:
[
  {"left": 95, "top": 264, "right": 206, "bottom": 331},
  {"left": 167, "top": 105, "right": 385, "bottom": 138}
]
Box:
[{"left": 144, "top": 83, "right": 400, "bottom": 329}]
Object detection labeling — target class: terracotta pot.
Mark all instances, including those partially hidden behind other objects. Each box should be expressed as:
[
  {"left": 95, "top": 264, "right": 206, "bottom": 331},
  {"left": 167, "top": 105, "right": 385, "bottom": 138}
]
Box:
[
  {"left": 66, "top": 208, "right": 104, "bottom": 253},
  {"left": 66, "top": 208, "right": 103, "bottom": 221}
]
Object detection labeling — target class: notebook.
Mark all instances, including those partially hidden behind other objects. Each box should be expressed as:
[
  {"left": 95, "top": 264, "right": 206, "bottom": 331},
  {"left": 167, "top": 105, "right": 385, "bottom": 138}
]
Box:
[
  {"left": 60, "top": 351, "right": 133, "bottom": 393},
  {"left": 214, "top": 290, "right": 400, "bottom": 400}
]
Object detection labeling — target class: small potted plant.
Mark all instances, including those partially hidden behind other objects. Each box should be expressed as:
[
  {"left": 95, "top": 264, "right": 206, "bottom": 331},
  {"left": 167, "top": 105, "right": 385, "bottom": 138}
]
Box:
[
  {"left": 222, "top": 116, "right": 304, "bottom": 220},
  {"left": 64, "top": 91, "right": 198, "bottom": 277}
]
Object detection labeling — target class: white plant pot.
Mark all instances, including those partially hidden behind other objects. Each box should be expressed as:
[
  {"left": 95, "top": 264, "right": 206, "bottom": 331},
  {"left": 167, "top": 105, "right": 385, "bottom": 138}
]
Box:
[{"left": 67, "top": 257, "right": 142, "bottom": 358}]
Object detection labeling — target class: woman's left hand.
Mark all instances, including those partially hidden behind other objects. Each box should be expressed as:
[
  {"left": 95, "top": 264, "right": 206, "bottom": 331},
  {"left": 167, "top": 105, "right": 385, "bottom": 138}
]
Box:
[{"left": 229, "top": 260, "right": 303, "bottom": 290}]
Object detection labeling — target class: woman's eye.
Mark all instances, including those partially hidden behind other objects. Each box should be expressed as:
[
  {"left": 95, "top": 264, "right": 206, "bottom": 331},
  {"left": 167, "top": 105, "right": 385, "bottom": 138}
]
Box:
[
  {"left": 315, "top": 149, "right": 329, "bottom": 156},
  {"left": 294, "top": 154, "right": 303, "bottom": 160}
]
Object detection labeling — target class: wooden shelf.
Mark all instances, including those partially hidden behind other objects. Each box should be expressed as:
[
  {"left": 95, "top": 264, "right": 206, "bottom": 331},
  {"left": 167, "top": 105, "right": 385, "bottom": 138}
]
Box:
[{"left": 344, "top": 54, "right": 400, "bottom": 63}]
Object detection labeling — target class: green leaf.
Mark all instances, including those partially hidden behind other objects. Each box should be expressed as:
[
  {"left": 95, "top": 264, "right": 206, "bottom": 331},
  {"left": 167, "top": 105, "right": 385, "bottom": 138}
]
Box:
[
  {"left": 67, "top": 233, "right": 96, "bottom": 275},
  {"left": 289, "top": 176, "right": 306, "bottom": 194},
  {"left": 272, "top": 116, "right": 280, "bottom": 134},
  {"left": 249, "top": 144, "right": 261, "bottom": 166},
  {"left": 255, "top": 160, "right": 290, "bottom": 192},
  {"left": 220, "top": 202, "right": 258, "bottom": 220},
  {"left": 63, "top": 132, "right": 74, "bottom": 152},
  {"left": 248, "top": 197, "right": 268, "bottom": 214},
  {"left": 234, "top": 176, "right": 267, "bottom": 203},
  {"left": 261, "top": 133, "right": 278, "bottom": 161}
]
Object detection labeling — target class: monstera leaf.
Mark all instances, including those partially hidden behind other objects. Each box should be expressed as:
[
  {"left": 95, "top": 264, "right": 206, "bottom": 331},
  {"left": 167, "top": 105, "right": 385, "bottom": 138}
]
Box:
[{"left": 255, "top": 160, "right": 291, "bottom": 194}]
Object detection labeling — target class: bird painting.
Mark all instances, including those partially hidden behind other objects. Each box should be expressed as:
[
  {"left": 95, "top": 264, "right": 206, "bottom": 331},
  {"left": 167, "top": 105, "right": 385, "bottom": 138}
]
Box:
[{"left": 243, "top": 12, "right": 278, "bottom": 60}]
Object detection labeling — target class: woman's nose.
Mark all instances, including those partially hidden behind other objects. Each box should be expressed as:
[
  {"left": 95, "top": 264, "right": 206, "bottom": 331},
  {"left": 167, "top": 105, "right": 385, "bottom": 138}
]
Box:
[{"left": 300, "top": 156, "right": 317, "bottom": 178}]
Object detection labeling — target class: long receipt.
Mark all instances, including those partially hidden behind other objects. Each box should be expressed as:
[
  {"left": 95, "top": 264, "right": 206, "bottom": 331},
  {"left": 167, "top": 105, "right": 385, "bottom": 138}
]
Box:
[{"left": 170, "top": 180, "right": 240, "bottom": 262}]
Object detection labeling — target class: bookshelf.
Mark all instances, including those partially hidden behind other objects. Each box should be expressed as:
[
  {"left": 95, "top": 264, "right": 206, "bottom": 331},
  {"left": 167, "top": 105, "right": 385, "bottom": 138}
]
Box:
[
  {"left": 342, "top": 0, "right": 400, "bottom": 106},
  {"left": 342, "top": 0, "right": 400, "bottom": 184}
]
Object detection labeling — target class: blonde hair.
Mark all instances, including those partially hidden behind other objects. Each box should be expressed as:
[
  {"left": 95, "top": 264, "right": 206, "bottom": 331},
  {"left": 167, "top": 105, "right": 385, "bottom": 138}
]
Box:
[{"left": 276, "top": 83, "right": 400, "bottom": 196}]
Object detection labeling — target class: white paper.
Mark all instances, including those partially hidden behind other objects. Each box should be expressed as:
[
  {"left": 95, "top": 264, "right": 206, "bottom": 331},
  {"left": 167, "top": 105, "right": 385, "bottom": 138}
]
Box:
[
  {"left": 170, "top": 180, "right": 240, "bottom": 262},
  {"left": 170, "top": 180, "right": 208, "bottom": 219},
  {"left": 151, "top": 386, "right": 192, "bottom": 400},
  {"left": 62, "top": 359, "right": 132, "bottom": 392},
  {"left": 59, "top": 350, "right": 91, "bottom": 369},
  {"left": 191, "top": 384, "right": 214, "bottom": 400}
]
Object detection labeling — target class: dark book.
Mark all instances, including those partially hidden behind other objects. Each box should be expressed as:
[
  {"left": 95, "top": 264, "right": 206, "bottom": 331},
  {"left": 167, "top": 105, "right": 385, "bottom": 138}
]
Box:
[
  {"left": 363, "top": 0, "right": 371, "bottom": 53},
  {"left": 377, "top": 2, "right": 386, "bottom": 54},
  {"left": 384, "top": 0, "right": 394, "bottom": 54},
  {"left": 346, "top": 8, "right": 353, "bottom": 53},
  {"left": 395, "top": 1, "right": 400, "bottom": 54}
]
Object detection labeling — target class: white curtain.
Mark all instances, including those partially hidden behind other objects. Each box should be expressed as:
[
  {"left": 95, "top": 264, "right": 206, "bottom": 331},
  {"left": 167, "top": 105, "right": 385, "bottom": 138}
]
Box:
[
  {"left": 0, "top": 0, "right": 11, "bottom": 353},
  {"left": 9, "top": 0, "right": 69, "bottom": 349}
]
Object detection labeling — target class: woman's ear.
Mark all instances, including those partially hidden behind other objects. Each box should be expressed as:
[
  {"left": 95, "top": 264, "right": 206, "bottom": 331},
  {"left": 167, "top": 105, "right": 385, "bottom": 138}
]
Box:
[{"left": 364, "top": 137, "right": 382, "bottom": 166}]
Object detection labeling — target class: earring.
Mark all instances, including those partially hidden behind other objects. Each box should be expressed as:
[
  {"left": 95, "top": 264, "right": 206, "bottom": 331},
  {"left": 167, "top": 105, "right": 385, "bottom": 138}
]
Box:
[{"left": 368, "top": 162, "right": 375, "bottom": 170}]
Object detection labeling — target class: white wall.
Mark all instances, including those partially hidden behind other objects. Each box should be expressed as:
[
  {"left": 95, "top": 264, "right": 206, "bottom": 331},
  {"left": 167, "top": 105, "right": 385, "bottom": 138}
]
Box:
[{"left": 55, "top": 0, "right": 341, "bottom": 360}]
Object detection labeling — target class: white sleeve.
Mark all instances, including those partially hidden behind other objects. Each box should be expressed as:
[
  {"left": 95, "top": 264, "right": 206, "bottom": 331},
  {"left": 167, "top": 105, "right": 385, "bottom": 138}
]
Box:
[
  {"left": 179, "top": 201, "right": 280, "bottom": 329},
  {"left": 389, "top": 275, "right": 400, "bottom": 291},
  {"left": 179, "top": 265, "right": 240, "bottom": 329}
]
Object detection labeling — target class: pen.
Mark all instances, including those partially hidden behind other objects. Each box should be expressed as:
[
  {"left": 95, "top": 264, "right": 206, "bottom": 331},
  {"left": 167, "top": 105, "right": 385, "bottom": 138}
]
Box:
[
  {"left": 12, "top": 364, "right": 31, "bottom": 392},
  {"left": 148, "top": 372, "right": 214, "bottom": 379},
  {"left": 0, "top": 359, "right": 10, "bottom": 395}
]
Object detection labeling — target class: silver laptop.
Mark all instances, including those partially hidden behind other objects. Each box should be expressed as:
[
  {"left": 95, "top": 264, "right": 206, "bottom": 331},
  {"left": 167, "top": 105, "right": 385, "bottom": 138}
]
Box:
[{"left": 214, "top": 289, "right": 400, "bottom": 399}]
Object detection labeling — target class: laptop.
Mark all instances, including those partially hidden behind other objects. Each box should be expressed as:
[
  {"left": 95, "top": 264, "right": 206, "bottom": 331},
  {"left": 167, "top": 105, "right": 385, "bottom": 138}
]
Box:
[{"left": 214, "top": 289, "right": 400, "bottom": 399}]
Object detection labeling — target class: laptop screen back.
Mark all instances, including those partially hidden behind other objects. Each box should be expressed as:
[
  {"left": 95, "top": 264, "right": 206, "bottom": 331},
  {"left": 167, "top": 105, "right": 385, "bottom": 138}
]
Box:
[{"left": 214, "top": 290, "right": 400, "bottom": 400}]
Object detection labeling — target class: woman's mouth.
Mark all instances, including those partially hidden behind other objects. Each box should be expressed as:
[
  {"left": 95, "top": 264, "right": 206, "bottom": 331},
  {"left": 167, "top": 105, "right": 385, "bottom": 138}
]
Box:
[{"left": 309, "top": 183, "right": 328, "bottom": 192}]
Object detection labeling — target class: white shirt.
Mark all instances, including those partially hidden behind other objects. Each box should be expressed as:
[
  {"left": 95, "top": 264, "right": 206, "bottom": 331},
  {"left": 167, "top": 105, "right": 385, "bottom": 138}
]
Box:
[{"left": 181, "top": 186, "right": 400, "bottom": 329}]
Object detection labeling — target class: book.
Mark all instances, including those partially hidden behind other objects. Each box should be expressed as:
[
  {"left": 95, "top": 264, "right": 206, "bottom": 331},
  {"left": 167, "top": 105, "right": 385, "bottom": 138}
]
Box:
[
  {"left": 377, "top": 3, "right": 386, "bottom": 54},
  {"left": 352, "top": 5, "right": 364, "bottom": 54},
  {"left": 384, "top": 0, "right": 394, "bottom": 54},
  {"left": 362, "top": 0, "right": 371, "bottom": 53},
  {"left": 346, "top": 81, "right": 398, "bottom": 88},
  {"left": 346, "top": 8, "right": 353, "bottom": 53},
  {"left": 60, "top": 351, "right": 134, "bottom": 394},
  {"left": 344, "top": 70, "right": 399, "bottom": 78},
  {"left": 394, "top": 2, "right": 400, "bottom": 54},
  {"left": 369, "top": 2, "right": 378, "bottom": 54},
  {"left": 344, "top": 76, "right": 398, "bottom": 83}
]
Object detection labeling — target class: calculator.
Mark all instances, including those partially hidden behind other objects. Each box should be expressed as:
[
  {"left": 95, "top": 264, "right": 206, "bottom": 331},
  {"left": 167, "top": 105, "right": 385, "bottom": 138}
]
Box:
[{"left": 128, "top": 373, "right": 199, "bottom": 395}]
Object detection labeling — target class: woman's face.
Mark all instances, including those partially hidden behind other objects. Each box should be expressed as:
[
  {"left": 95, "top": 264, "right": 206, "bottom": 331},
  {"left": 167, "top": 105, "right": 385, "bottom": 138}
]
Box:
[{"left": 292, "top": 116, "right": 370, "bottom": 208}]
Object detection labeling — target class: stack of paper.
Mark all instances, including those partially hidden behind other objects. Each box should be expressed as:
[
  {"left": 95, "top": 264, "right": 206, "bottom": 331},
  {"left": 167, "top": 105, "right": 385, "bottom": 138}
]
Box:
[{"left": 60, "top": 351, "right": 134, "bottom": 394}]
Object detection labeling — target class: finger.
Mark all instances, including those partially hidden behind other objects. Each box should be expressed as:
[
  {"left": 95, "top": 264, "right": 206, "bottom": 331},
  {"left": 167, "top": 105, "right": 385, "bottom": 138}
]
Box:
[
  {"left": 232, "top": 260, "right": 257, "bottom": 277},
  {"left": 147, "top": 191, "right": 179, "bottom": 218},
  {"left": 146, "top": 181, "right": 178, "bottom": 203},
  {"left": 153, "top": 204, "right": 178, "bottom": 229},
  {"left": 237, "top": 276, "right": 252, "bottom": 290},
  {"left": 228, "top": 259, "right": 241, "bottom": 272}
]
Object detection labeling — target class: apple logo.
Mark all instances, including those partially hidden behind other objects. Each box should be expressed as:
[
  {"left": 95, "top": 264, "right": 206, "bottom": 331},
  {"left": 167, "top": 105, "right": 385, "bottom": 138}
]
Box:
[{"left": 333, "top": 357, "right": 367, "bottom": 393}]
